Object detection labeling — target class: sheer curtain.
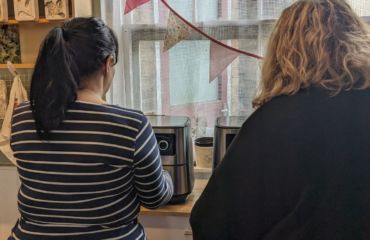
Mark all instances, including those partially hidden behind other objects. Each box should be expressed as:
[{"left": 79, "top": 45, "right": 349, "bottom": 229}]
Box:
[{"left": 100, "top": 0, "right": 370, "bottom": 137}]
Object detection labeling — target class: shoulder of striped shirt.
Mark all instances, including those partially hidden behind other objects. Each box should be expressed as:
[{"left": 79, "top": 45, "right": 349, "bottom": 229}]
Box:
[
  {"left": 12, "top": 101, "right": 148, "bottom": 133},
  {"left": 74, "top": 101, "right": 144, "bottom": 119},
  {"left": 73, "top": 101, "right": 146, "bottom": 132},
  {"left": 15, "top": 101, "right": 143, "bottom": 114},
  {"left": 13, "top": 102, "right": 31, "bottom": 115},
  {"left": 16, "top": 101, "right": 31, "bottom": 109},
  {"left": 14, "top": 101, "right": 145, "bottom": 120}
]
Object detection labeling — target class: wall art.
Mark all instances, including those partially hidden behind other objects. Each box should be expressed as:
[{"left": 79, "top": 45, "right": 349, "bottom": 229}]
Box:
[
  {"left": 13, "top": 0, "right": 39, "bottom": 21},
  {"left": 45, "top": 0, "right": 68, "bottom": 20}
]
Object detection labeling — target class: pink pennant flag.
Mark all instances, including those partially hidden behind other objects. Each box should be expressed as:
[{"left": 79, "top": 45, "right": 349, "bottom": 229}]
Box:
[
  {"left": 163, "top": 11, "right": 193, "bottom": 51},
  {"left": 124, "top": 0, "right": 151, "bottom": 14},
  {"left": 210, "top": 41, "right": 240, "bottom": 82}
]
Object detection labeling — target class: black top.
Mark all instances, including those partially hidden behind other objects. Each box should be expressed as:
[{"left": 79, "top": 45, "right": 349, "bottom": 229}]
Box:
[
  {"left": 9, "top": 101, "right": 173, "bottom": 240},
  {"left": 190, "top": 88, "right": 370, "bottom": 240}
]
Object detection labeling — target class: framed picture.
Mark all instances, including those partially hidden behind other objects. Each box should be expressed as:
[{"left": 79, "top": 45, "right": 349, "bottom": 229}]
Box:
[
  {"left": 13, "top": 0, "right": 39, "bottom": 21},
  {"left": 45, "top": 0, "right": 68, "bottom": 20},
  {"left": 0, "top": 25, "right": 21, "bottom": 64},
  {"left": 0, "top": 0, "right": 8, "bottom": 22}
]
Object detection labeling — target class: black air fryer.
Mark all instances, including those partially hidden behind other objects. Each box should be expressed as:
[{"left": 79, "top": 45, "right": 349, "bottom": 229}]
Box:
[{"left": 147, "top": 116, "right": 194, "bottom": 203}]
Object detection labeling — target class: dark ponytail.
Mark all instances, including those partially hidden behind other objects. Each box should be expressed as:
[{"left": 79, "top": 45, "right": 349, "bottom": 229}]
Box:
[{"left": 30, "top": 17, "right": 118, "bottom": 136}]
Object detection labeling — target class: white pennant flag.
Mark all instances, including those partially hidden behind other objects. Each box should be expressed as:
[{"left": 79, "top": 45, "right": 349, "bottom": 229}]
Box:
[{"left": 209, "top": 41, "right": 240, "bottom": 82}]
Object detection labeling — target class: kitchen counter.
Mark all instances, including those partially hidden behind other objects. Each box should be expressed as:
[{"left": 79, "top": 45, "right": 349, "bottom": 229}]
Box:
[
  {"left": 141, "top": 178, "right": 209, "bottom": 217},
  {"left": 139, "top": 170, "right": 211, "bottom": 240}
]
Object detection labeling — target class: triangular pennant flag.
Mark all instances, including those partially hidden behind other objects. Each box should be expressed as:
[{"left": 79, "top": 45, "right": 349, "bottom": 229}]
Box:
[
  {"left": 124, "top": 0, "right": 151, "bottom": 14},
  {"left": 209, "top": 41, "right": 240, "bottom": 82},
  {"left": 163, "top": 11, "right": 193, "bottom": 51}
]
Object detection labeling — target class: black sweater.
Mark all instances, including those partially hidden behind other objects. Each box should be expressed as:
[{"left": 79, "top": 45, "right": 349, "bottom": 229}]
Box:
[{"left": 190, "top": 88, "right": 370, "bottom": 240}]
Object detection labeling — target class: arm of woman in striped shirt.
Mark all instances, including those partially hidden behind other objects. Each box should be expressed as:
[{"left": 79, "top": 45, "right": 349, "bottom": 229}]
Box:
[{"left": 133, "top": 114, "right": 174, "bottom": 209}]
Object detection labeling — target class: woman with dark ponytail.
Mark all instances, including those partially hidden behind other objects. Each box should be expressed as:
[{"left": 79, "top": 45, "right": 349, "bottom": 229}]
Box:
[{"left": 9, "top": 17, "right": 173, "bottom": 240}]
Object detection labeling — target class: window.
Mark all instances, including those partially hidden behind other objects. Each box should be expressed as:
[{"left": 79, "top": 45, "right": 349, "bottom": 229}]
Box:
[{"left": 104, "top": 0, "right": 370, "bottom": 136}]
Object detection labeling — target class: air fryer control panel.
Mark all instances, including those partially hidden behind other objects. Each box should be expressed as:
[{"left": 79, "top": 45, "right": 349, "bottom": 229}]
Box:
[{"left": 155, "top": 134, "right": 176, "bottom": 156}]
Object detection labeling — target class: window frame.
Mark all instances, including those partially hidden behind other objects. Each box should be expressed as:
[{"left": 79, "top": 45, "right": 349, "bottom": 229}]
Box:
[{"left": 119, "top": 0, "right": 370, "bottom": 112}]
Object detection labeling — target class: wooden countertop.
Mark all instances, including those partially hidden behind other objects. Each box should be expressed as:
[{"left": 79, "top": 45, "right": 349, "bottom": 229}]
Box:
[{"left": 141, "top": 178, "right": 209, "bottom": 217}]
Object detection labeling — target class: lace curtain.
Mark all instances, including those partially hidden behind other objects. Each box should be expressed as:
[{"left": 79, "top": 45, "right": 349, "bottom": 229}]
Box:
[{"left": 100, "top": 0, "right": 370, "bottom": 137}]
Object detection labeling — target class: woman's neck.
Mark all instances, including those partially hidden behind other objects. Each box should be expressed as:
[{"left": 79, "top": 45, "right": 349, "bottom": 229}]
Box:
[{"left": 77, "top": 88, "right": 106, "bottom": 105}]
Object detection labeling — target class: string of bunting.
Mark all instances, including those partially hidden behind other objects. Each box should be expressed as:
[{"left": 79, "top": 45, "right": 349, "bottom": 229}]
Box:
[{"left": 124, "top": 0, "right": 264, "bottom": 82}]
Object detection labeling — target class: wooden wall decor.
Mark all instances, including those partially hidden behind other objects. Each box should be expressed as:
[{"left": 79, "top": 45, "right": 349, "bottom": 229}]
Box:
[
  {"left": 44, "top": 0, "right": 68, "bottom": 20},
  {"left": 13, "top": 0, "right": 39, "bottom": 21}
]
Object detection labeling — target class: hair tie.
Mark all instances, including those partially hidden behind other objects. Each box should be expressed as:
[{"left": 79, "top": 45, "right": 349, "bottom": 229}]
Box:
[{"left": 60, "top": 27, "right": 69, "bottom": 41}]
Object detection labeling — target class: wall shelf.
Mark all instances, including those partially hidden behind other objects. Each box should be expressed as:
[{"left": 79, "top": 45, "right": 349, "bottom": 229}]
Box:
[
  {"left": 1, "top": 18, "right": 69, "bottom": 25},
  {"left": 0, "top": 64, "right": 34, "bottom": 69},
  {"left": 0, "top": 0, "right": 93, "bottom": 71}
]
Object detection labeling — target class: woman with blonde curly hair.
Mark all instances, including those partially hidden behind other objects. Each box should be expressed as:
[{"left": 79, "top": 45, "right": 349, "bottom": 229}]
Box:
[{"left": 190, "top": 0, "right": 370, "bottom": 239}]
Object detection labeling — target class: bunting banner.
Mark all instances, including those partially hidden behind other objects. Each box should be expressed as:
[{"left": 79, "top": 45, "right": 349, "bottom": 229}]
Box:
[
  {"left": 159, "top": 0, "right": 263, "bottom": 82},
  {"left": 163, "top": 11, "right": 193, "bottom": 51},
  {"left": 124, "top": 0, "right": 151, "bottom": 14},
  {"left": 125, "top": 0, "right": 263, "bottom": 83},
  {"left": 160, "top": 0, "right": 262, "bottom": 59},
  {"left": 209, "top": 41, "right": 240, "bottom": 82}
]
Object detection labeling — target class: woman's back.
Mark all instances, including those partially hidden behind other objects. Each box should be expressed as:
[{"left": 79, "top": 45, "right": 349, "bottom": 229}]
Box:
[
  {"left": 191, "top": 0, "right": 370, "bottom": 238},
  {"left": 10, "top": 102, "right": 172, "bottom": 239},
  {"left": 191, "top": 88, "right": 370, "bottom": 240}
]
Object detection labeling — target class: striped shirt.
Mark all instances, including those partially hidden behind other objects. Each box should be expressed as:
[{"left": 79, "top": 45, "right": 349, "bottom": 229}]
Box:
[{"left": 9, "top": 101, "right": 174, "bottom": 240}]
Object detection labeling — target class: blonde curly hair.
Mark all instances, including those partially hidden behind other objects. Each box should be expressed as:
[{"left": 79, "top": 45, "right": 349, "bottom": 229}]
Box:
[{"left": 253, "top": 0, "right": 370, "bottom": 107}]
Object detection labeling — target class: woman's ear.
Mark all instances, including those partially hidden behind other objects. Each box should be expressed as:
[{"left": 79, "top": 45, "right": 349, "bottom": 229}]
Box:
[
  {"left": 103, "top": 55, "right": 115, "bottom": 75},
  {"left": 102, "top": 55, "right": 116, "bottom": 94}
]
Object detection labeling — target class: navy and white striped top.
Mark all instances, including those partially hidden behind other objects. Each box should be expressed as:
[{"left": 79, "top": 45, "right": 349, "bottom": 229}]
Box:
[{"left": 9, "top": 101, "right": 174, "bottom": 240}]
